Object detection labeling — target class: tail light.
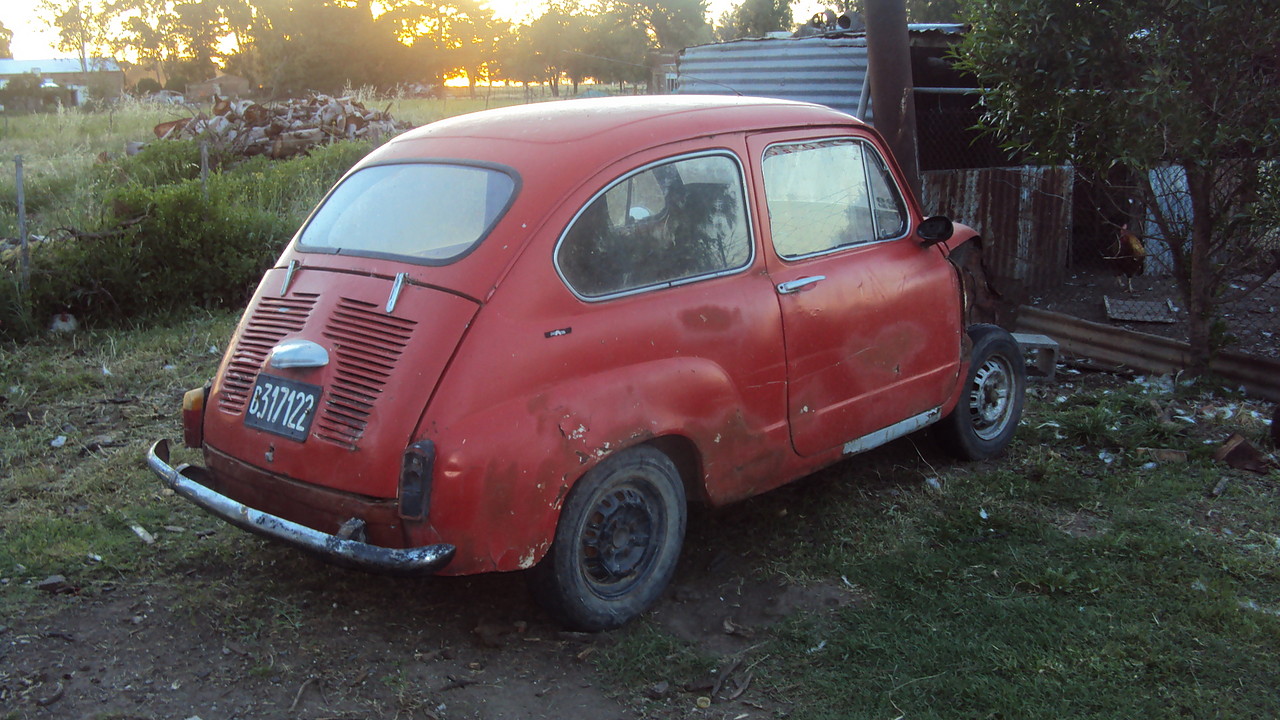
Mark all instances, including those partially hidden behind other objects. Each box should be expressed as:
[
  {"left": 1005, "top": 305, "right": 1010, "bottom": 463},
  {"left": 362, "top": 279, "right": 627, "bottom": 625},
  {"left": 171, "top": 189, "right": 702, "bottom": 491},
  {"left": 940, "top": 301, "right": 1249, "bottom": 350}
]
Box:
[
  {"left": 398, "top": 441, "right": 436, "bottom": 520},
  {"left": 182, "top": 385, "right": 209, "bottom": 448}
]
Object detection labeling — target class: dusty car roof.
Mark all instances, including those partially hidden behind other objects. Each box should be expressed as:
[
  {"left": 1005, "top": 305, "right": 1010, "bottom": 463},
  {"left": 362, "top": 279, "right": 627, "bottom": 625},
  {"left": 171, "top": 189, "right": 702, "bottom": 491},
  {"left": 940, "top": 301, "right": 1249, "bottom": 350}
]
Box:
[
  {"left": 404, "top": 95, "right": 858, "bottom": 142},
  {"left": 372, "top": 95, "right": 863, "bottom": 165}
]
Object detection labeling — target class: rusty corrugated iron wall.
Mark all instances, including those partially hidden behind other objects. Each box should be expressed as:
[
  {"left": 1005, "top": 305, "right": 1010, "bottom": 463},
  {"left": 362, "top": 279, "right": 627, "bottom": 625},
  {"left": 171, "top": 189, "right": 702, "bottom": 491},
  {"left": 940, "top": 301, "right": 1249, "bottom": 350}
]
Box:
[{"left": 922, "top": 166, "right": 1075, "bottom": 299}]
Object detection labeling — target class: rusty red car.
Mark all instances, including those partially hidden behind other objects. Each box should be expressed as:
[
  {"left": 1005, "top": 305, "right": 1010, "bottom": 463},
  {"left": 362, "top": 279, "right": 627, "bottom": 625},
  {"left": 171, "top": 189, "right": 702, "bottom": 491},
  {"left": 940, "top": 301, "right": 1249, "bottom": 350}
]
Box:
[{"left": 148, "top": 95, "right": 1025, "bottom": 630}]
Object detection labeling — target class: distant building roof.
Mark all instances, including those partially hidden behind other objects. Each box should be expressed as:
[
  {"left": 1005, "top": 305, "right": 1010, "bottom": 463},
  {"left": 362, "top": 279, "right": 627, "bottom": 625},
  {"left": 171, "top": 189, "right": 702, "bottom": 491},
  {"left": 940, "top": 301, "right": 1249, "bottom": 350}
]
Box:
[{"left": 0, "top": 58, "right": 123, "bottom": 76}]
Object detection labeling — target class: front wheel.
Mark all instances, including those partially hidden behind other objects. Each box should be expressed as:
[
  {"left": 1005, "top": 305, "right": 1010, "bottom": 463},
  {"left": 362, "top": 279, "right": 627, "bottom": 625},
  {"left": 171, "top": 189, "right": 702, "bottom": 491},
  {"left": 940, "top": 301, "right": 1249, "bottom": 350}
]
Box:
[
  {"left": 934, "top": 324, "right": 1026, "bottom": 460},
  {"left": 529, "top": 445, "right": 687, "bottom": 631}
]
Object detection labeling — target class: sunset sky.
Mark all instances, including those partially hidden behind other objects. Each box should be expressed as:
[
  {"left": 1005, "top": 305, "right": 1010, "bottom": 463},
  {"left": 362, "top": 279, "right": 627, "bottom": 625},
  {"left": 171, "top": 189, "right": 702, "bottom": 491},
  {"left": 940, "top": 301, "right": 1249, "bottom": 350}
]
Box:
[{"left": 4, "top": 0, "right": 743, "bottom": 61}]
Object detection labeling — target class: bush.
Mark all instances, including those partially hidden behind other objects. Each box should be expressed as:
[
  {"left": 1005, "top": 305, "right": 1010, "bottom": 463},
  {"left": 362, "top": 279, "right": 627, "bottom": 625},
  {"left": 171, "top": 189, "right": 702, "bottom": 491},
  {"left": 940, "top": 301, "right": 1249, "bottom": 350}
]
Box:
[{"left": 2, "top": 139, "right": 374, "bottom": 338}]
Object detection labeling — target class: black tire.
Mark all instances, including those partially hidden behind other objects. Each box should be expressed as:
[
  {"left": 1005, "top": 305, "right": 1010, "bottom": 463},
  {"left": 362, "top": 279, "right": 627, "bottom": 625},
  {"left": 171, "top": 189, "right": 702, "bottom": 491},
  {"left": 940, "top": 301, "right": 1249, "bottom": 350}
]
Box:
[
  {"left": 529, "top": 445, "right": 687, "bottom": 631},
  {"left": 934, "top": 324, "right": 1026, "bottom": 460}
]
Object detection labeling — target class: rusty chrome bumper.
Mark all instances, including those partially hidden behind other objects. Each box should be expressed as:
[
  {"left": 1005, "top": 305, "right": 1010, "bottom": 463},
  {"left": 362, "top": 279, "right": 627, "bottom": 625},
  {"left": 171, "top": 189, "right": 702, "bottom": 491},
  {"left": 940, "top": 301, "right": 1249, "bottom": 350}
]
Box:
[{"left": 146, "top": 439, "right": 455, "bottom": 577}]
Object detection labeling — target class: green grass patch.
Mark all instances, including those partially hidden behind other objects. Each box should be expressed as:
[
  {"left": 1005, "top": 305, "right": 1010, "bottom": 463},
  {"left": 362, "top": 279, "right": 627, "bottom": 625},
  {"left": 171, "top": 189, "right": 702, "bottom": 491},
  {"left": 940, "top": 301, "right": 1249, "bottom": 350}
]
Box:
[
  {"left": 0, "top": 311, "right": 240, "bottom": 590},
  {"left": 602, "top": 376, "right": 1280, "bottom": 718}
]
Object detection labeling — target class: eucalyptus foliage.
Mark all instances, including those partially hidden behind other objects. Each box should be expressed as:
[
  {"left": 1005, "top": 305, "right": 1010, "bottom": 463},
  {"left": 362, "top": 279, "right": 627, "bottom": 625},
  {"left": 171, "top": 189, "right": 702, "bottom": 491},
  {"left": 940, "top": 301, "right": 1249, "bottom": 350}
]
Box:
[{"left": 957, "top": 0, "right": 1280, "bottom": 367}]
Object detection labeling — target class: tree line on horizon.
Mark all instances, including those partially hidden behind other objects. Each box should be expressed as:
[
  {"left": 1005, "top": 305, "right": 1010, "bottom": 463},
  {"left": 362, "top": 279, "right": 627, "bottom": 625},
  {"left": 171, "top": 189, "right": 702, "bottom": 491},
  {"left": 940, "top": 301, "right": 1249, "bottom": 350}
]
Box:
[{"left": 12, "top": 0, "right": 960, "bottom": 97}]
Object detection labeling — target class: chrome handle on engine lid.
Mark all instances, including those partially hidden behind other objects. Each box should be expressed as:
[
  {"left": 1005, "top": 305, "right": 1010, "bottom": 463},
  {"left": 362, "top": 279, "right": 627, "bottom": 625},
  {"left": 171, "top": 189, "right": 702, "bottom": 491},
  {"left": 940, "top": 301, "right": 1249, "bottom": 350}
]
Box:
[{"left": 776, "top": 275, "right": 826, "bottom": 294}]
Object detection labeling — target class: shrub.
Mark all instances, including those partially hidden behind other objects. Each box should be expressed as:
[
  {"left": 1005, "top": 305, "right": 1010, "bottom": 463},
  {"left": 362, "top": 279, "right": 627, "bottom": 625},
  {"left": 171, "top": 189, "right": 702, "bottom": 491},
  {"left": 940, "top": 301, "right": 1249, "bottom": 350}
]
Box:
[{"left": 2, "top": 139, "right": 375, "bottom": 338}]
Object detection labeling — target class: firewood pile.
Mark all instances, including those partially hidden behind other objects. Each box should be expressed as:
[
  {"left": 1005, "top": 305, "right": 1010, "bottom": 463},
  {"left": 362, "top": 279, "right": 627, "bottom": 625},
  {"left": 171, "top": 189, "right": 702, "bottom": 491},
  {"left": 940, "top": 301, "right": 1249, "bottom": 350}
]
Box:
[{"left": 152, "top": 94, "right": 410, "bottom": 158}]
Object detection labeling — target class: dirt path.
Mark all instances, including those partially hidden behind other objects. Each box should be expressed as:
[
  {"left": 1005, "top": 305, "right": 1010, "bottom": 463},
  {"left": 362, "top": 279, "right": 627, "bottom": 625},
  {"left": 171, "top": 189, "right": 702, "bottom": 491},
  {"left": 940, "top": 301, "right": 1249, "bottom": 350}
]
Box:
[{"left": 1, "top": 517, "right": 857, "bottom": 720}]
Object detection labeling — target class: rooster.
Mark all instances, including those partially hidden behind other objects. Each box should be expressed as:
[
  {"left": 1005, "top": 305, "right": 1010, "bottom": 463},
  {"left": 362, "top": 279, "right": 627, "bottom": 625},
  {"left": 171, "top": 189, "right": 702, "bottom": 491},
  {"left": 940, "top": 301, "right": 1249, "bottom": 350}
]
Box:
[{"left": 1107, "top": 223, "right": 1146, "bottom": 292}]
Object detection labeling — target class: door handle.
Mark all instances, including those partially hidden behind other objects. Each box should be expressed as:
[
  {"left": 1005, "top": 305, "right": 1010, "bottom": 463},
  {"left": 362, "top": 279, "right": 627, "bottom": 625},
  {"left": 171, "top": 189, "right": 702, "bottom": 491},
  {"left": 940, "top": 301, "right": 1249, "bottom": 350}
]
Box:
[{"left": 776, "top": 275, "right": 826, "bottom": 294}]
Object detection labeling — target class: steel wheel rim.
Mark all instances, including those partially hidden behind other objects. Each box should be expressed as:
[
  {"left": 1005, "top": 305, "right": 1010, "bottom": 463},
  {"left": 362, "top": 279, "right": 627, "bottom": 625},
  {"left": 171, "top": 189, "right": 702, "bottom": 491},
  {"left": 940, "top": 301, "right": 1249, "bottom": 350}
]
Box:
[
  {"left": 968, "top": 354, "right": 1014, "bottom": 441},
  {"left": 579, "top": 483, "right": 664, "bottom": 598}
]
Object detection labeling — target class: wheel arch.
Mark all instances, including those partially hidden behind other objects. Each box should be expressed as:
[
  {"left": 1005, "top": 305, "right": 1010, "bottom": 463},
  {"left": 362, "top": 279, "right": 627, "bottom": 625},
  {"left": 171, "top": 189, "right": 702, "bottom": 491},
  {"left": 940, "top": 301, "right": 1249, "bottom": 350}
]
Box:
[{"left": 647, "top": 434, "right": 707, "bottom": 505}]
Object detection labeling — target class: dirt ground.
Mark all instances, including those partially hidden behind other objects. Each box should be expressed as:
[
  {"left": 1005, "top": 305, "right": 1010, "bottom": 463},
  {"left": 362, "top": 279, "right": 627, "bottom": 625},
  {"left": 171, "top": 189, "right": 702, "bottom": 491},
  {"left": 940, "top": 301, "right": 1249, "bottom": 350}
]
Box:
[
  {"left": 0, "top": 500, "right": 859, "bottom": 720},
  {"left": 1031, "top": 265, "right": 1279, "bottom": 359}
]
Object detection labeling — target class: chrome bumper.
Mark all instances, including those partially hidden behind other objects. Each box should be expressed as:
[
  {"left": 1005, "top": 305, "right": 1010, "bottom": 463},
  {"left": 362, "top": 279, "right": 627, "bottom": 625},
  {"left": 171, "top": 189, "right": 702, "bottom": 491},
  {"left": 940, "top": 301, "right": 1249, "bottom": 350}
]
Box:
[{"left": 146, "top": 439, "right": 455, "bottom": 577}]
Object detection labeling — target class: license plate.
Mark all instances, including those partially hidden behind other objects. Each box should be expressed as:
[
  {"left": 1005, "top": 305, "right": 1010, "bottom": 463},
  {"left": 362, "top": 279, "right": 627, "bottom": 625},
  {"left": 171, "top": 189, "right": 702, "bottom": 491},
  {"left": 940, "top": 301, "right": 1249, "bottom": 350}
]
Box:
[{"left": 244, "top": 374, "right": 321, "bottom": 441}]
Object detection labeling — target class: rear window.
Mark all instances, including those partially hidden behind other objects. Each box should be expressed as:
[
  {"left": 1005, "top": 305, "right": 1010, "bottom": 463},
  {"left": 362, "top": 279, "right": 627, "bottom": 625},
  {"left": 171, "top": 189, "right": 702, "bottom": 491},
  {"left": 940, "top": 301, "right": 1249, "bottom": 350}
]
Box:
[{"left": 297, "top": 163, "right": 516, "bottom": 262}]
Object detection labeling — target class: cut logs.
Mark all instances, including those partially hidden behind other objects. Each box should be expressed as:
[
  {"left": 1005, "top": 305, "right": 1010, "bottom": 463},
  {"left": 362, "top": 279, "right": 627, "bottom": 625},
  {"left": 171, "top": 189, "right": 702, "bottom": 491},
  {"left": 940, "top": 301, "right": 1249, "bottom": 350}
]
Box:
[{"left": 152, "top": 94, "right": 410, "bottom": 158}]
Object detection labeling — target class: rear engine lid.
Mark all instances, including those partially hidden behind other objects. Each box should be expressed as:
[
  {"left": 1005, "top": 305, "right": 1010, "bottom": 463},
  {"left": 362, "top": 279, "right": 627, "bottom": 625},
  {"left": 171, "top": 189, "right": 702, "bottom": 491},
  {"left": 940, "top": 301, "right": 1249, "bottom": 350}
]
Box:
[{"left": 203, "top": 265, "right": 478, "bottom": 498}]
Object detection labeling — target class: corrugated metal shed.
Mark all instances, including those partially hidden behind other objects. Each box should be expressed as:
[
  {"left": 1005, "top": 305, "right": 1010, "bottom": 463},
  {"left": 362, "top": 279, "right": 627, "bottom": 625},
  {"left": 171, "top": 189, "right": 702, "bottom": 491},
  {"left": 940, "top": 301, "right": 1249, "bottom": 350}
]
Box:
[
  {"left": 674, "top": 25, "right": 968, "bottom": 121},
  {"left": 922, "top": 166, "right": 1076, "bottom": 294},
  {"left": 676, "top": 36, "right": 872, "bottom": 120}
]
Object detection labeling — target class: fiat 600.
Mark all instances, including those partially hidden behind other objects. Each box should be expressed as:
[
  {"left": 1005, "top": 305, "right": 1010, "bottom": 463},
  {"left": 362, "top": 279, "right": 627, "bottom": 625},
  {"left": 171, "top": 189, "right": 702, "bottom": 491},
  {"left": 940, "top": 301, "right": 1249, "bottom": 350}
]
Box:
[{"left": 148, "top": 95, "right": 1025, "bottom": 630}]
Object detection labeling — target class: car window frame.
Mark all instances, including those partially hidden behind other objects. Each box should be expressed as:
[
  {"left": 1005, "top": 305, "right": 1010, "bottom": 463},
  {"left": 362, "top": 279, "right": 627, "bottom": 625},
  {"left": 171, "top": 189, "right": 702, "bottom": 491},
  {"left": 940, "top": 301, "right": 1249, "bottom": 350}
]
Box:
[
  {"left": 554, "top": 149, "right": 756, "bottom": 302},
  {"left": 760, "top": 136, "right": 911, "bottom": 262},
  {"left": 293, "top": 158, "right": 522, "bottom": 267}
]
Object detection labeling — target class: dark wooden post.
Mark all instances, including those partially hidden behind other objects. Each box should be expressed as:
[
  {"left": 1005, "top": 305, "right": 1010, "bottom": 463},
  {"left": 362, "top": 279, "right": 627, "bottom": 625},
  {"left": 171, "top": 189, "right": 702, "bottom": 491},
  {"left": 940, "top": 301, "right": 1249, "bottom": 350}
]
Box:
[{"left": 865, "top": 0, "right": 921, "bottom": 199}]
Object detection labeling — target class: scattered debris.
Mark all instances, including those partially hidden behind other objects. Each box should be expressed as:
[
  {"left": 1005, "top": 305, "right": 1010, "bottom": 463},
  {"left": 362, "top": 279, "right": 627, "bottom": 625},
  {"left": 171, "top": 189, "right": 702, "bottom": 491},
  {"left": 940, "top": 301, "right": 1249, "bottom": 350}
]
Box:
[
  {"left": 153, "top": 94, "right": 410, "bottom": 159},
  {"left": 287, "top": 677, "right": 319, "bottom": 712},
  {"left": 1209, "top": 477, "right": 1231, "bottom": 497},
  {"left": 709, "top": 657, "right": 743, "bottom": 700},
  {"left": 721, "top": 617, "right": 755, "bottom": 639},
  {"left": 36, "top": 575, "right": 75, "bottom": 594},
  {"left": 645, "top": 680, "right": 671, "bottom": 699},
  {"left": 440, "top": 675, "right": 478, "bottom": 691},
  {"left": 129, "top": 523, "right": 156, "bottom": 545},
  {"left": 1139, "top": 447, "right": 1188, "bottom": 463},
  {"left": 34, "top": 682, "right": 65, "bottom": 707},
  {"left": 1214, "top": 433, "right": 1274, "bottom": 474}
]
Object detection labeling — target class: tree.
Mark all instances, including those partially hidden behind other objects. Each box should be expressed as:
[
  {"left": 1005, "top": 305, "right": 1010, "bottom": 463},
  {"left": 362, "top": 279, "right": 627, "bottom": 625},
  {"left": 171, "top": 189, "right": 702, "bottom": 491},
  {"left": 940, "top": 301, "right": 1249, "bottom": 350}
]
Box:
[
  {"left": 812, "top": 0, "right": 961, "bottom": 25},
  {"left": 957, "top": 0, "right": 1280, "bottom": 370},
  {"left": 903, "top": 0, "right": 961, "bottom": 23},
  {"left": 381, "top": 0, "right": 494, "bottom": 87},
  {"left": 451, "top": 8, "right": 504, "bottom": 98},
  {"left": 38, "top": 0, "right": 114, "bottom": 70},
  {"left": 713, "top": 0, "right": 794, "bottom": 42},
  {"left": 0, "top": 21, "right": 13, "bottom": 58},
  {"left": 578, "top": 13, "right": 649, "bottom": 89},
  {"left": 610, "top": 0, "right": 710, "bottom": 51},
  {"left": 247, "top": 0, "right": 412, "bottom": 94}
]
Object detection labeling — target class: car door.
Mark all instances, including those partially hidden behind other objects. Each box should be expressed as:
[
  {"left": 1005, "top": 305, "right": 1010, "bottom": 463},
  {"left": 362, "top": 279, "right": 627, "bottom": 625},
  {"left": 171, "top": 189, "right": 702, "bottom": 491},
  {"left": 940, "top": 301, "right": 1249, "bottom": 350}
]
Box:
[{"left": 746, "top": 131, "right": 963, "bottom": 457}]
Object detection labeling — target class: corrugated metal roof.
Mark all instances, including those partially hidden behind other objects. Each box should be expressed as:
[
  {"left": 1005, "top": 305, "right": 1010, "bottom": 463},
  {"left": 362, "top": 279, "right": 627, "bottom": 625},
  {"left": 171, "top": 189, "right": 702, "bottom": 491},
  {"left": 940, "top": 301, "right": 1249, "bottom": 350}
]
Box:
[
  {"left": 676, "top": 36, "right": 872, "bottom": 120},
  {"left": 0, "top": 58, "right": 122, "bottom": 76}
]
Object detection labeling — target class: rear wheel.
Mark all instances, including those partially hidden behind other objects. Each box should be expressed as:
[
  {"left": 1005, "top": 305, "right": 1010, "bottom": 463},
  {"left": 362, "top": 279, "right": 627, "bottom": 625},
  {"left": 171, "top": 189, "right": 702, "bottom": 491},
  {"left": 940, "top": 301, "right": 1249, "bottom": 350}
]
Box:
[
  {"left": 529, "top": 445, "right": 686, "bottom": 631},
  {"left": 934, "top": 324, "right": 1026, "bottom": 460}
]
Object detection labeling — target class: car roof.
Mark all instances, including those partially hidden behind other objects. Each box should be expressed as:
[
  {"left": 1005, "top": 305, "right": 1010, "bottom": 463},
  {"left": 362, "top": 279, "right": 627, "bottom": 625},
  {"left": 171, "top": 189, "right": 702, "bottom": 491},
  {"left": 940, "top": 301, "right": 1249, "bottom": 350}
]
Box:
[{"left": 373, "top": 95, "right": 864, "bottom": 164}]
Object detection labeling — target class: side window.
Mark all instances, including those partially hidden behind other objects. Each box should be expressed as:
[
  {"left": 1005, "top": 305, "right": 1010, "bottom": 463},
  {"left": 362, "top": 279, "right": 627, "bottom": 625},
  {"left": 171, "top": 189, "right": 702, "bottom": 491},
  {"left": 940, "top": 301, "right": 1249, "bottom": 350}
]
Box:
[
  {"left": 762, "top": 139, "right": 908, "bottom": 258},
  {"left": 557, "top": 154, "right": 751, "bottom": 298},
  {"left": 866, "top": 149, "right": 908, "bottom": 240}
]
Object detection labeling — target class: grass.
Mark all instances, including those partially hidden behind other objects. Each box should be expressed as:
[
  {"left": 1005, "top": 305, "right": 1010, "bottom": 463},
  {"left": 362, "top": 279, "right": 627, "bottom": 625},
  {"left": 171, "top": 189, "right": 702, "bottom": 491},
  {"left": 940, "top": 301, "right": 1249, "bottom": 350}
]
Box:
[
  {"left": 0, "top": 310, "right": 241, "bottom": 615},
  {"left": 2, "top": 94, "right": 1278, "bottom": 717},
  {"left": 0, "top": 92, "right": 539, "bottom": 240},
  {"left": 0, "top": 304, "right": 1277, "bottom": 719},
  {"left": 599, "top": 374, "right": 1280, "bottom": 718}
]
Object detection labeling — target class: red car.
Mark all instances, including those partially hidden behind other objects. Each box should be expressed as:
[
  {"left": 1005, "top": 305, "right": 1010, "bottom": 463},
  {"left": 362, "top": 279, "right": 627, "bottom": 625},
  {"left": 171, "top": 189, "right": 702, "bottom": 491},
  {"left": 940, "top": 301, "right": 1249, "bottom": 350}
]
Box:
[{"left": 149, "top": 95, "right": 1025, "bottom": 630}]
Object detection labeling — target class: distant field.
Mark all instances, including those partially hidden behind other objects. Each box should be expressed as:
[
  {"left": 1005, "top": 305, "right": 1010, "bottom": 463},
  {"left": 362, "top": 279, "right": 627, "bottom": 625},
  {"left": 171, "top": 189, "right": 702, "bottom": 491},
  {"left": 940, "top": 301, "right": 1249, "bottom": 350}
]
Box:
[{"left": 0, "top": 91, "right": 554, "bottom": 239}]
